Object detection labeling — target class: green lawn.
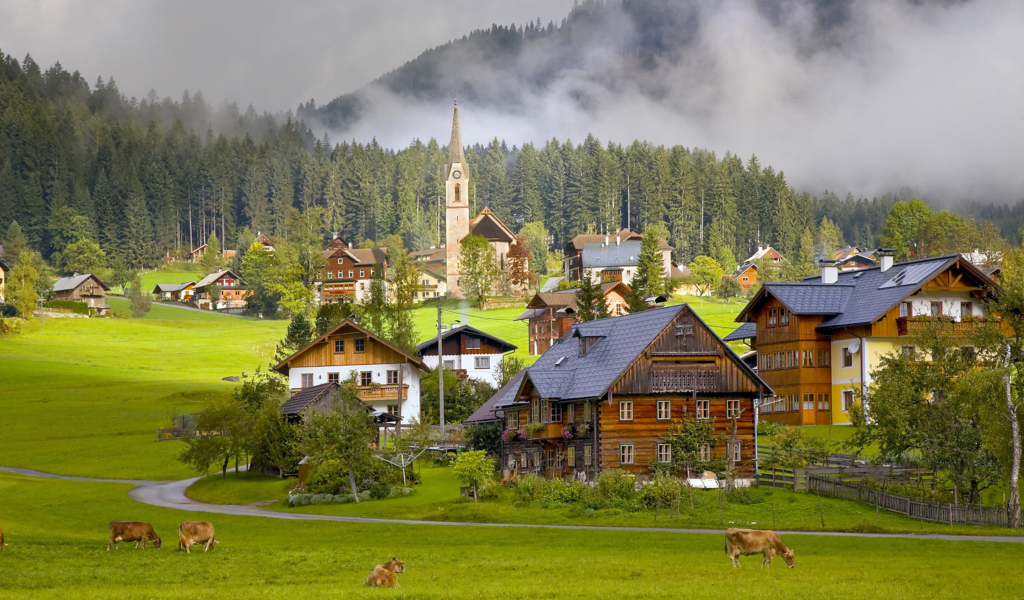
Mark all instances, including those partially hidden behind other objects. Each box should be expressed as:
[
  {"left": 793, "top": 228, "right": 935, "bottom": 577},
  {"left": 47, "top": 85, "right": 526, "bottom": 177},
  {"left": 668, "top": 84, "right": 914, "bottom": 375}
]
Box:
[
  {"left": 2, "top": 470, "right": 1023, "bottom": 599},
  {"left": 186, "top": 471, "right": 294, "bottom": 505}
]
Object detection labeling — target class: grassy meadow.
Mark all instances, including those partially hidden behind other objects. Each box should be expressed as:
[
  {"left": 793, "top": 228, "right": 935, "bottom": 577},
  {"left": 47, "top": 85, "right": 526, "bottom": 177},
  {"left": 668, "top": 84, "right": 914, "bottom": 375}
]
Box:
[{"left": 1, "top": 469, "right": 1023, "bottom": 599}]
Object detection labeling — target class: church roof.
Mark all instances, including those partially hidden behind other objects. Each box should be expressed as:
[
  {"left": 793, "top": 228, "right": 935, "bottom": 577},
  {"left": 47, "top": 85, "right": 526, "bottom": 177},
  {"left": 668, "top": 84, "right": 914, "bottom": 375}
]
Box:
[
  {"left": 446, "top": 103, "right": 467, "bottom": 178},
  {"left": 469, "top": 207, "right": 515, "bottom": 243}
]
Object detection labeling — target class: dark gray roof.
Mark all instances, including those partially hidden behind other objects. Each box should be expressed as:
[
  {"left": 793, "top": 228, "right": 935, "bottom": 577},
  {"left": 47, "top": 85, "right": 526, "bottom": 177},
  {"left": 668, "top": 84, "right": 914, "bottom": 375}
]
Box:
[
  {"left": 581, "top": 240, "right": 642, "bottom": 269},
  {"left": 280, "top": 383, "right": 339, "bottom": 416},
  {"left": 761, "top": 283, "right": 854, "bottom": 315},
  {"left": 723, "top": 321, "right": 757, "bottom": 342},
  {"left": 467, "top": 370, "right": 525, "bottom": 422},
  {"left": 53, "top": 273, "right": 108, "bottom": 292},
  {"left": 416, "top": 324, "right": 517, "bottom": 354},
  {"left": 153, "top": 282, "right": 195, "bottom": 293}
]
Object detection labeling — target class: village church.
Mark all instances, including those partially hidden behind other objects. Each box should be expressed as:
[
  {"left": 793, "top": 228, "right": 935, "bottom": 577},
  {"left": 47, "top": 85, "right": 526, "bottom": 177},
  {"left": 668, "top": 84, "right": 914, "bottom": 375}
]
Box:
[{"left": 444, "top": 103, "right": 524, "bottom": 298}]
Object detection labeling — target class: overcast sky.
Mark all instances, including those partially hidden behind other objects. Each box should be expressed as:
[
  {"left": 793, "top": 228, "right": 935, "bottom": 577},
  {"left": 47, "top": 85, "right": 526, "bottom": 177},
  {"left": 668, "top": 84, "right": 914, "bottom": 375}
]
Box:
[{"left": 0, "top": 0, "right": 577, "bottom": 111}]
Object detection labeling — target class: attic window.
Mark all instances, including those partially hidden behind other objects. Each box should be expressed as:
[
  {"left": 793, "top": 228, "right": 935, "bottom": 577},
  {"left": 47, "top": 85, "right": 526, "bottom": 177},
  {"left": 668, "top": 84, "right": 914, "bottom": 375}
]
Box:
[
  {"left": 555, "top": 357, "right": 566, "bottom": 366},
  {"left": 676, "top": 324, "right": 693, "bottom": 336}
]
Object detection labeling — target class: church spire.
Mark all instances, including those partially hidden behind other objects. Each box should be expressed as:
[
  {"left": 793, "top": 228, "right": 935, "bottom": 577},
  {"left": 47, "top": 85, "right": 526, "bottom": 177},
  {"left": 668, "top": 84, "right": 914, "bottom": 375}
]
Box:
[{"left": 446, "top": 101, "right": 466, "bottom": 176}]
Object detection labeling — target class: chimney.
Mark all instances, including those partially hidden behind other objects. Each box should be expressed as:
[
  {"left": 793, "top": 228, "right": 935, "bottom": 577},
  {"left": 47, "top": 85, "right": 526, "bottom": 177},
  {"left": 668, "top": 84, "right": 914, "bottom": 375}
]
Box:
[
  {"left": 878, "top": 248, "right": 895, "bottom": 272},
  {"left": 616, "top": 235, "right": 620, "bottom": 246},
  {"left": 332, "top": 232, "right": 339, "bottom": 240},
  {"left": 604, "top": 235, "right": 609, "bottom": 247},
  {"left": 819, "top": 259, "right": 838, "bottom": 284},
  {"left": 348, "top": 242, "right": 353, "bottom": 249}
]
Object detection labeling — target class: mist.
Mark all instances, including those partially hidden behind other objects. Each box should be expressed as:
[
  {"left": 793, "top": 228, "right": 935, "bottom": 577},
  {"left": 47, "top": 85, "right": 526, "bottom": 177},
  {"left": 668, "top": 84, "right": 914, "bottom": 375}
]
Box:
[{"left": 329, "top": 0, "right": 1024, "bottom": 206}]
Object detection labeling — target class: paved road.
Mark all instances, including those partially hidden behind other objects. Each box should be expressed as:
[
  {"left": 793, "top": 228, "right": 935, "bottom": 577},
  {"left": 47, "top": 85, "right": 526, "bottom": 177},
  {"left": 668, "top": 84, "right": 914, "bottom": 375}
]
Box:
[{"left": 5, "top": 466, "right": 1024, "bottom": 543}]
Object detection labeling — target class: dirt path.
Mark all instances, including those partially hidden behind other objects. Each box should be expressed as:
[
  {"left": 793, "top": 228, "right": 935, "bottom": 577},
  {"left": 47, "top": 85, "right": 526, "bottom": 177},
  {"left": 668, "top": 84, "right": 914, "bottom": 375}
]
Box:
[{"left": 4, "top": 466, "right": 1024, "bottom": 543}]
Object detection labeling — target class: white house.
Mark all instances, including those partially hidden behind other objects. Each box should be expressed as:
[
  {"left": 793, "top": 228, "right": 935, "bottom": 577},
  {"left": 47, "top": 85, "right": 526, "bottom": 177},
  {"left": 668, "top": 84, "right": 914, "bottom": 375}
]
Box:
[
  {"left": 417, "top": 324, "right": 517, "bottom": 388},
  {"left": 273, "top": 319, "right": 430, "bottom": 424}
]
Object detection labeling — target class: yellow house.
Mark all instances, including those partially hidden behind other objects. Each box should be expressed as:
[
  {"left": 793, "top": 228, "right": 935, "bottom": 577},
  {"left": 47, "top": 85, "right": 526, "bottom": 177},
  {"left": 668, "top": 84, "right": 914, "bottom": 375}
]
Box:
[
  {"left": 414, "top": 268, "right": 447, "bottom": 303},
  {"left": 731, "top": 251, "right": 998, "bottom": 426}
]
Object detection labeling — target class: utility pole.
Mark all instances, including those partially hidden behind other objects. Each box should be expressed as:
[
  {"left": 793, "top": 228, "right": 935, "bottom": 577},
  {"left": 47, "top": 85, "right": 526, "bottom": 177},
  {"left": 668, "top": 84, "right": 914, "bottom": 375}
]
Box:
[{"left": 437, "top": 303, "right": 446, "bottom": 447}]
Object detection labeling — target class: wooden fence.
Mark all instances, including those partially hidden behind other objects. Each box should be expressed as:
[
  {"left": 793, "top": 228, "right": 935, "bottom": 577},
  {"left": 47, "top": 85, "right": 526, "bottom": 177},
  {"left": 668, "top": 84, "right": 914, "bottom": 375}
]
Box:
[
  {"left": 807, "top": 475, "right": 1013, "bottom": 527},
  {"left": 756, "top": 446, "right": 932, "bottom": 490}
]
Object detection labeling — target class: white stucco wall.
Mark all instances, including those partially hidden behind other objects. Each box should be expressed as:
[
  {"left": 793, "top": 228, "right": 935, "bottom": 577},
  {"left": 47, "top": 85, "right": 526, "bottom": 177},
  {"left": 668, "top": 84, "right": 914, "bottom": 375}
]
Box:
[
  {"left": 421, "top": 353, "right": 504, "bottom": 387},
  {"left": 288, "top": 363, "right": 422, "bottom": 424}
]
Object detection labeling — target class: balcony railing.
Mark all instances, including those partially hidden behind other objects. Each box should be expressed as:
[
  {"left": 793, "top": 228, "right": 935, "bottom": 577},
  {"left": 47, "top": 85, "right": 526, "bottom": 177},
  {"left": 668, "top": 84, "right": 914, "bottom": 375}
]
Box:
[
  {"left": 651, "top": 365, "right": 719, "bottom": 393},
  {"left": 357, "top": 384, "right": 410, "bottom": 402},
  {"left": 896, "top": 317, "right": 982, "bottom": 337}
]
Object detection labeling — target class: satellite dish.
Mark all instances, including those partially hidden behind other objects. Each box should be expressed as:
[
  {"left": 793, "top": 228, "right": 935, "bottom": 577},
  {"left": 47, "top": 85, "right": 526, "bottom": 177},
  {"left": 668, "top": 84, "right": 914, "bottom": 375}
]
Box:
[{"left": 848, "top": 341, "right": 860, "bottom": 354}]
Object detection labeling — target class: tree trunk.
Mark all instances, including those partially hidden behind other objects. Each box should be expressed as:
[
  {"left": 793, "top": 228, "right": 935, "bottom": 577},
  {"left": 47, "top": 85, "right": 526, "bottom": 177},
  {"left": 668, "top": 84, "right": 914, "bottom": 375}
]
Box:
[
  {"left": 348, "top": 468, "right": 360, "bottom": 503},
  {"left": 221, "top": 455, "right": 229, "bottom": 478},
  {"left": 473, "top": 484, "right": 478, "bottom": 502},
  {"left": 1006, "top": 366, "right": 1021, "bottom": 528}
]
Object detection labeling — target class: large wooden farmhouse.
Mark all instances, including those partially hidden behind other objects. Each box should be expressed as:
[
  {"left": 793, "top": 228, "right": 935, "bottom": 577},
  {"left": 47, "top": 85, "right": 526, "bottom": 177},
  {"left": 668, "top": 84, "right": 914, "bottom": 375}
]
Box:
[
  {"left": 273, "top": 319, "right": 430, "bottom": 424},
  {"left": 728, "top": 252, "right": 998, "bottom": 426},
  {"left": 472, "top": 305, "right": 770, "bottom": 481},
  {"left": 515, "top": 282, "right": 630, "bottom": 355},
  {"left": 321, "top": 245, "right": 389, "bottom": 304}
]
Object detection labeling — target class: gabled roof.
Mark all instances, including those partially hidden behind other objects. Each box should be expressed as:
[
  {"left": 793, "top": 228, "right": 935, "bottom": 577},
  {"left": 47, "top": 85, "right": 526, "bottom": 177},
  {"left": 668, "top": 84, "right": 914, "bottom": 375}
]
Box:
[
  {"left": 416, "top": 324, "right": 517, "bottom": 354},
  {"left": 581, "top": 240, "right": 642, "bottom": 269},
  {"left": 743, "top": 246, "right": 783, "bottom": 264},
  {"left": 418, "top": 266, "right": 447, "bottom": 281},
  {"left": 834, "top": 247, "right": 861, "bottom": 261},
  {"left": 539, "top": 277, "right": 564, "bottom": 292},
  {"left": 731, "top": 262, "right": 757, "bottom": 278},
  {"left": 410, "top": 248, "right": 445, "bottom": 262},
  {"left": 280, "top": 382, "right": 339, "bottom": 416},
  {"left": 195, "top": 269, "right": 244, "bottom": 289},
  {"left": 152, "top": 282, "right": 195, "bottom": 294},
  {"left": 466, "top": 370, "right": 525, "bottom": 423},
  {"left": 517, "top": 282, "right": 629, "bottom": 319},
  {"left": 0, "top": 258, "right": 9, "bottom": 273},
  {"left": 469, "top": 207, "right": 515, "bottom": 243},
  {"left": 736, "top": 254, "right": 997, "bottom": 331},
  {"left": 507, "top": 304, "right": 769, "bottom": 403},
  {"left": 53, "top": 273, "right": 109, "bottom": 292},
  {"left": 566, "top": 229, "right": 672, "bottom": 252},
  {"left": 723, "top": 321, "right": 757, "bottom": 342},
  {"left": 273, "top": 319, "right": 429, "bottom": 375},
  {"left": 189, "top": 244, "right": 207, "bottom": 255},
  {"left": 325, "top": 246, "right": 389, "bottom": 266}
]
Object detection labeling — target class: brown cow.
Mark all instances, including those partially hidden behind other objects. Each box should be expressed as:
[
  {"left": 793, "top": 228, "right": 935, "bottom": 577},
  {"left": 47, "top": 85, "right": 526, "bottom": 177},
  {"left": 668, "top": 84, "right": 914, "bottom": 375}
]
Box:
[
  {"left": 365, "top": 558, "right": 405, "bottom": 587},
  {"left": 107, "top": 522, "right": 161, "bottom": 550},
  {"left": 178, "top": 521, "right": 218, "bottom": 553},
  {"left": 0, "top": 525, "right": 7, "bottom": 553},
  {"left": 725, "top": 528, "right": 794, "bottom": 568}
]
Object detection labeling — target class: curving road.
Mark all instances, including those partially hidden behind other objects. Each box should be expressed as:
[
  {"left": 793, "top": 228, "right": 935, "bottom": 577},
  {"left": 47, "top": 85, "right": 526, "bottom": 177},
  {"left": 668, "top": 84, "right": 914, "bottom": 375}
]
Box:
[{"left": 4, "top": 466, "right": 1024, "bottom": 543}]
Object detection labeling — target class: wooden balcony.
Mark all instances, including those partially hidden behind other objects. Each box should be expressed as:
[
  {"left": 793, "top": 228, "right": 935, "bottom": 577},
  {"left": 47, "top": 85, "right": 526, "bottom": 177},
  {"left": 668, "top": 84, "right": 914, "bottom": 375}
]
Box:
[
  {"left": 896, "top": 317, "right": 981, "bottom": 337},
  {"left": 357, "top": 384, "right": 410, "bottom": 402},
  {"left": 651, "top": 365, "right": 719, "bottom": 393},
  {"left": 529, "top": 422, "right": 565, "bottom": 440}
]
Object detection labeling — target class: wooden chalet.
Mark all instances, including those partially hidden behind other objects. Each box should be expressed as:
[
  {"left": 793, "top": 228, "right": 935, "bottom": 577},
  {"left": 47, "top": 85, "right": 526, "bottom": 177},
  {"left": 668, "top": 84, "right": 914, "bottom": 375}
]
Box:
[
  {"left": 729, "top": 246, "right": 784, "bottom": 292},
  {"left": 488, "top": 305, "right": 770, "bottom": 481},
  {"left": 52, "top": 273, "right": 110, "bottom": 313},
  {"left": 834, "top": 247, "right": 876, "bottom": 271},
  {"left": 321, "top": 246, "right": 389, "bottom": 304},
  {"left": 733, "top": 253, "right": 998, "bottom": 426},
  {"left": 152, "top": 281, "right": 195, "bottom": 301},
  {"left": 417, "top": 324, "right": 516, "bottom": 387},
  {"left": 515, "top": 282, "right": 630, "bottom": 355},
  {"left": 0, "top": 258, "right": 8, "bottom": 303},
  {"left": 194, "top": 269, "right": 252, "bottom": 310},
  {"left": 273, "top": 319, "right": 430, "bottom": 424}
]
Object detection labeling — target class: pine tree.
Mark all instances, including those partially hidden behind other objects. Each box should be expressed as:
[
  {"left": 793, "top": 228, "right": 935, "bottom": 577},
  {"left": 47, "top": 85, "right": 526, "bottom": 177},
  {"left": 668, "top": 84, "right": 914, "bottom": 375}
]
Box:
[
  {"left": 3, "top": 221, "right": 28, "bottom": 265},
  {"left": 632, "top": 231, "right": 666, "bottom": 297},
  {"left": 274, "top": 313, "right": 314, "bottom": 363},
  {"left": 200, "top": 232, "right": 223, "bottom": 274},
  {"left": 575, "top": 275, "right": 608, "bottom": 321}
]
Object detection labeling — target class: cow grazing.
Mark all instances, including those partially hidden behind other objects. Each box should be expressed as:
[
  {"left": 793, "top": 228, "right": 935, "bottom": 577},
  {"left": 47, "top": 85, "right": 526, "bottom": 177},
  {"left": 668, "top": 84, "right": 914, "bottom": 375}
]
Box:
[
  {"left": 365, "top": 558, "right": 405, "bottom": 587},
  {"left": 178, "top": 521, "right": 218, "bottom": 553},
  {"left": 725, "top": 529, "right": 794, "bottom": 568},
  {"left": 107, "top": 522, "right": 161, "bottom": 551},
  {"left": 0, "top": 525, "right": 7, "bottom": 553}
]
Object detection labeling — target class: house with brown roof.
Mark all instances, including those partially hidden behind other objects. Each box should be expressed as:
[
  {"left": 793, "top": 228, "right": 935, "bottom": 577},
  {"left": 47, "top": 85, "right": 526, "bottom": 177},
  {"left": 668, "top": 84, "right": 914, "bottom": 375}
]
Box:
[
  {"left": 321, "top": 245, "right": 390, "bottom": 304},
  {"left": 273, "top": 319, "right": 430, "bottom": 424},
  {"left": 417, "top": 325, "right": 517, "bottom": 387},
  {"left": 194, "top": 269, "right": 252, "bottom": 310},
  {"left": 52, "top": 273, "right": 110, "bottom": 313},
  {"left": 729, "top": 246, "right": 785, "bottom": 292},
  {"left": 515, "top": 282, "right": 630, "bottom": 355},
  {"left": 834, "top": 247, "right": 876, "bottom": 271},
  {"left": 476, "top": 304, "right": 770, "bottom": 481}
]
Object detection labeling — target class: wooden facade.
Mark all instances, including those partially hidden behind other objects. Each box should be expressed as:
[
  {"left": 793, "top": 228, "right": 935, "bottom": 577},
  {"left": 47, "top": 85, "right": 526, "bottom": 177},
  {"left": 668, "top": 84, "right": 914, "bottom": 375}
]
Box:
[{"left": 501, "top": 306, "right": 768, "bottom": 480}]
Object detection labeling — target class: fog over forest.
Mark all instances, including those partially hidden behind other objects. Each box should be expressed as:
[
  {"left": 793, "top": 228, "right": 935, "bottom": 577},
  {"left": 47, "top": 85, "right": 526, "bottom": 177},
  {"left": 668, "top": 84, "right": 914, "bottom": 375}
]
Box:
[{"left": 2, "top": 0, "right": 1022, "bottom": 205}]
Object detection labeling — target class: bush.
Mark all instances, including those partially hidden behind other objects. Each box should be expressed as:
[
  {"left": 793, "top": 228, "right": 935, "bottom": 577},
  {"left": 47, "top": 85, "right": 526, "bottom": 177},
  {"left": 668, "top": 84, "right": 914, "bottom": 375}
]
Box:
[
  {"left": 511, "top": 473, "right": 550, "bottom": 504},
  {"left": 596, "top": 469, "right": 636, "bottom": 501},
  {"left": 757, "top": 420, "right": 785, "bottom": 437},
  {"left": 0, "top": 303, "right": 18, "bottom": 318},
  {"left": 43, "top": 300, "right": 89, "bottom": 315}
]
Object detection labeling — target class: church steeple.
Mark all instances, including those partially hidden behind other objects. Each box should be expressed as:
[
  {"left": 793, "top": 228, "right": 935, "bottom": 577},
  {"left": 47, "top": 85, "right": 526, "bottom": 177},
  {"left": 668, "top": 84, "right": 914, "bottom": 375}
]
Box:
[{"left": 446, "top": 102, "right": 466, "bottom": 178}]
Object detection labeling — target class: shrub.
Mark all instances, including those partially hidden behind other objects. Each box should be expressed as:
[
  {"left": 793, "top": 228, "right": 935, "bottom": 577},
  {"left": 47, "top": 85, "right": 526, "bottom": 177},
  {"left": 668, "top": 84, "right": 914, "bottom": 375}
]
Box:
[
  {"left": 757, "top": 420, "right": 784, "bottom": 437},
  {"left": 512, "top": 473, "right": 549, "bottom": 504},
  {"left": 43, "top": 300, "right": 89, "bottom": 315},
  {"left": 596, "top": 469, "right": 636, "bottom": 501},
  {"left": 0, "top": 303, "right": 18, "bottom": 318},
  {"left": 638, "top": 474, "right": 682, "bottom": 509}
]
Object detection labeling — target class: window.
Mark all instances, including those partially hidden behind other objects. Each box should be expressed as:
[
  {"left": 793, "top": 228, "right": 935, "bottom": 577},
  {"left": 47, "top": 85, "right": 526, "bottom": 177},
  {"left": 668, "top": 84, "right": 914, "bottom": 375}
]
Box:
[
  {"left": 842, "top": 390, "right": 855, "bottom": 412},
  {"left": 818, "top": 350, "right": 830, "bottom": 367},
  {"left": 328, "top": 372, "right": 339, "bottom": 384},
  {"left": 902, "top": 345, "right": 916, "bottom": 359},
  {"left": 386, "top": 370, "right": 399, "bottom": 384},
  {"left": 961, "top": 302, "right": 973, "bottom": 318},
  {"left": 761, "top": 353, "right": 771, "bottom": 371},
  {"left": 619, "top": 444, "right": 635, "bottom": 465},
  {"left": 619, "top": 400, "right": 634, "bottom": 421},
  {"left": 443, "top": 360, "right": 455, "bottom": 369},
  {"left": 547, "top": 450, "right": 554, "bottom": 468},
  {"left": 931, "top": 301, "right": 942, "bottom": 317},
  {"left": 566, "top": 446, "right": 576, "bottom": 467},
  {"left": 466, "top": 337, "right": 481, "bottom": 349},
  {"left": 818, "top": 393, "right": 830, "bottom": 411},
  {"left": 803, "top": 394, "right": 814, "bottom": 410},
  {"left": 726, "top": 399, "right": 740, "bottom": 418},
  {"left": 387, "top": 404, "right": 399, "bottom": 415},
  {"left": 360, "top": 371, "right": 372, "bottom": 386},
  {"left": 567, "top": 404, "right": 576, "bottom": 423},
  {"left": 519, "top": 453, "right": 527, "bottom": 469},
  {"left": 327, "top": 271, "right": 334, "bottom": 279},
  {"left": 656, "top": 400, "right": 671, "bottom": 420},
  {"left": 506, "top": 411, "right": 519, "bottom": 430},
  {"left": 900, "top": 302, "right": 911, "bottom": 318},
  {"left": 334, "top": 340, "right": 345, "bottom": 354},
  {"left": 474, "top": 356, "right": 490, "bottom": 370},
  {"left": 768, "top": 309, "right": 777, "bottom": 326},
  {"left": 355, "top": 339, "right": 365, "bottom": 353},
  {"left": 789, "top": 395, "right": 799, "bottom": 411},
  {"left": 301, "top": 373, "right": 314, "bottom": 388},
  {"left": 550, "top": 402, "right": 563, "bottom": 423},
  {"left": 696, "top": 399, "right": 710, "bottom": 419},
  {"left": 584, "top": 445, "right": 593, "bottom": 466},
  {"left": 789, "top": 350, "right": 798, "bottom": 368},
  {"left": 583, "top": 401, "right": 592, "bottom": 422},
  {"left": 348, "top": 270, "right": 353, "bottom": 277},
  {"left": 700, "top": 444, "right": 711, "bottom": 462},
  {"left": 780, "top": 352, "right": 788, "bottom": 369},
  {"left": 803, "top": 351, "right": 813, "bottom": 367},
  {"left": 657, "top": 443, "right": 672, "bottom": 463},
  {"left": 842, "top": 347, "right": 853, "bottom": 368},
  {"left": 727, "top": 441, "right": 742, "bottom": 463},
  {"left": 360, "top": 269, "right": 365, "bottom": 277},
  {"left": 780, "top": 308, "right": 789, "bottom": 326}
]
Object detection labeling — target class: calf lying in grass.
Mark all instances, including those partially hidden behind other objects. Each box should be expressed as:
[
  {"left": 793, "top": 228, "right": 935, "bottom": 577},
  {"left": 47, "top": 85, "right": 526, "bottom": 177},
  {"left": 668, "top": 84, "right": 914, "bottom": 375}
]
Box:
[{"left": 365, "top": 558, "right": 405, "bottom": 587}]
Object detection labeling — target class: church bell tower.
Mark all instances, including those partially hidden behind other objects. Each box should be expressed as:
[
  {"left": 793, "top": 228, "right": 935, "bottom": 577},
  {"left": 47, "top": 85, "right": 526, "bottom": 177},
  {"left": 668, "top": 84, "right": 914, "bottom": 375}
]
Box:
[{"left": 445, "top": 102, "right": 470, "bottom": 298}]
